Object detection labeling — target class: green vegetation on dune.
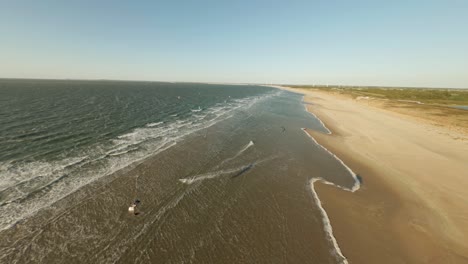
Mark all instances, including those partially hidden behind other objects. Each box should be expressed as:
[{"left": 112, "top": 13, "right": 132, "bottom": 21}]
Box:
[{"left": 291, "top": 86, "right": 468, "bottom": 106}]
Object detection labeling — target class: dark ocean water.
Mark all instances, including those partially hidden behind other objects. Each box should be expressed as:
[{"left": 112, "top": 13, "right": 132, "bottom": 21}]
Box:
[{"left": 0, "top": 79, "right": 355, "bottom": 263}]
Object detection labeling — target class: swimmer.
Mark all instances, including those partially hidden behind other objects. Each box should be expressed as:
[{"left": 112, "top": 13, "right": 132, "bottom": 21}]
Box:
[{"left": 128, "top": 199, "right": 141, "bottom": 215}]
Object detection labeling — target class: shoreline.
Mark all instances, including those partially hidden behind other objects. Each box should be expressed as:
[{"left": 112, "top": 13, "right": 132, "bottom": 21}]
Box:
[
  {"left": 278, "top": 86, "right": 468, "bottom": 263},
  {"left": 301, "top": 128, "right": 359, "bottom": 264}
]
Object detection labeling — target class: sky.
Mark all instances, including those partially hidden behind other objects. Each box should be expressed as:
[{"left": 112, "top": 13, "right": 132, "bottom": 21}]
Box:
[{"left": 1, "top": 0, "right": 467, "bottom": 88}]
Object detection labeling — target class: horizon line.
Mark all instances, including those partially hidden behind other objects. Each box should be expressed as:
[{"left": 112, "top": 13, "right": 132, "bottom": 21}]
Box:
[{"left": 0, "top": 77, "right": 466, "bottom": 90}]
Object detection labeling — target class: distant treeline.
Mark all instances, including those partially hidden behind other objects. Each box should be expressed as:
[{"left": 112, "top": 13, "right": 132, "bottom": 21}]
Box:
[{"left": 291, "top": 85, "right": 468, "bottom": 105}]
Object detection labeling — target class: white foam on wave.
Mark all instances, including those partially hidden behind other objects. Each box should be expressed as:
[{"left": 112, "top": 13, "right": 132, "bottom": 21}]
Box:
[
  {"left": 238, "top": 140, "right": 254, "bottom": 155},
  {"left": 0, "top": 90, "right": 279, "bottom": 231},
  {"left": 117, "top": 131, "right": 138, "bottom": 139},
  {"left": 307, "top": 111, "right": 332, "bottom": 135},
  {"left": 217, "top": 140, "right": 255, "bottom": 168},
  {"left": 179, "top": 165, "right": 248, "bottom": 184},
  {"left": 179, "top": 155, "right": 276, "bottom": 185},
  {"left": 0, "top": 140, "right": 177, "bottom": 231},
  {"left": 309, "top": 178, "right": 348, "bottom": 264},
  {"left": 0, "top": 156, "right": 88, "bottom": 194},
  {"left": 145, "top": 121, "right": 163, "bottom": 127},
  {"left": 301, "top": 127, "right": 360, "bottom": 264},
  {"left": 301, "top": 97, "right": 332, "bottom": 134},
  {"left": 107, "top": 147, "right": 139, "bottom": 157},
  {"left": 178, "top": 140, "right": 257, "bottom": 185},
  {"left": 302, "top": 129, "right": 359, "bottom": 192}
]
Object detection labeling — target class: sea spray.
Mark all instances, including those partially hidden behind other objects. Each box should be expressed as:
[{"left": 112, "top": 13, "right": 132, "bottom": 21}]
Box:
[
  {"left": 0, "top": 88, "right": 278, "bottom": 231},
  {"left": 237, "top": 141, "right": 255, "bottom": 157},
  {"left": 179, "top": 165, "right": 250, "bottom": 184},
  {"left": 217, "top": 140, "right": 255, "bottom": 168},
  {"left": 179, "top": 155, "right": 276, "bottom": 185}
]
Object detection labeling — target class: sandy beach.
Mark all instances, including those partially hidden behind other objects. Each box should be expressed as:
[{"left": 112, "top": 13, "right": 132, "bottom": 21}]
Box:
[{"left": 281, "top": 87, "right": 468, "bottom": 263}]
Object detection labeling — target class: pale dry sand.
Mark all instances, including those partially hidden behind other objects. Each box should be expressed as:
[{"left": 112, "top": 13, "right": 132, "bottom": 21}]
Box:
[{"left": 281, "top": 87, "right": 468, "bottom": 263}]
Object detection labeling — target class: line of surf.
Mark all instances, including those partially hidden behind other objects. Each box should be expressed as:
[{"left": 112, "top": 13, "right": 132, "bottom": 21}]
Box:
[
  {"left": 302, "top": 129, "right": 359, "bottom": 192},
  {"left": 265, "top": 86, "right": 331, "bottom": 135},
  {"left": 301, "top": 97, "right": 332, "bottom": 135},
  {"left": 309, "top": 178, "right": 348, "bottom": 264},
  {"left": 305, "top": 109, "right": 332, "bottom": 135},
  {"left": 145, "top": 121, "right": 163, "bottom": 127},
  {"left": 301, "top": 126, "right": 360, "bottom": 264},
  {"left": 0, "top": 90, "right": 280, "bottom": 232}
]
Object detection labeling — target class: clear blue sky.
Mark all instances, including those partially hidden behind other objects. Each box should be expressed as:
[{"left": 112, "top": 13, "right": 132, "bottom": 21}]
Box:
[{"left": 1, "top": 0, "right": 467, "bottom": 88}]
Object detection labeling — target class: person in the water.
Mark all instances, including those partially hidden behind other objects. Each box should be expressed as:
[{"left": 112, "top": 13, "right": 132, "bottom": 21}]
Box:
[{"left": 128, "top": 199, "right": 141, "bottom": 215}]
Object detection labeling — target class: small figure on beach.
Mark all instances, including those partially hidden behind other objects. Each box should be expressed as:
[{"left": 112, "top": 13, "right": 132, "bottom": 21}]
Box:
[
  {"left": 281, "top": 126, "right": 286, "bottom": 133},
  {"left": 128, "top": 199, "right": 141, "bottom": 215}
]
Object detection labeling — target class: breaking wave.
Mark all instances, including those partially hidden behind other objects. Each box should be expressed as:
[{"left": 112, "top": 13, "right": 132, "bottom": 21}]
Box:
[
  {"left": 0, "top": 90, "right": 278, "bottom": 231},
  {"left": 301, "top": 125, "right": 360, "bottom": 264}
]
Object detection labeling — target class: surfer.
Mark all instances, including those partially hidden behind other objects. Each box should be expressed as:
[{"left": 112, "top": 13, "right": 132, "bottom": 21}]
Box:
[
  {"left": 128, "top": 199, "right": 141, "bottom": 215},
  {"left": 281, "top": 126, "right": 286, "bottom": 133}
]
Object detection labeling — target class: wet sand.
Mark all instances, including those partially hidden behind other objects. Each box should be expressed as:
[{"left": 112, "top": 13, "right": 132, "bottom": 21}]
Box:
[{"left": 281, "top": 87, "right": 468, "bottom": 263}]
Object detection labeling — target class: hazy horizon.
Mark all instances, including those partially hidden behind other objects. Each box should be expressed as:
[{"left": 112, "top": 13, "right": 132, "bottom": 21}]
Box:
[
  {"left": 2, "top": 77, "right": 467, "bottom": 90},
  {"left": 1, "top": 1, "right": 468, "bottom": 88}
]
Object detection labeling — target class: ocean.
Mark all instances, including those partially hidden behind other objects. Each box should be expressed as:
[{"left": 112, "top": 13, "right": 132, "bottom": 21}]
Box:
[{"left": 0, "top": 79, "right": 356, "bottom": 263}]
